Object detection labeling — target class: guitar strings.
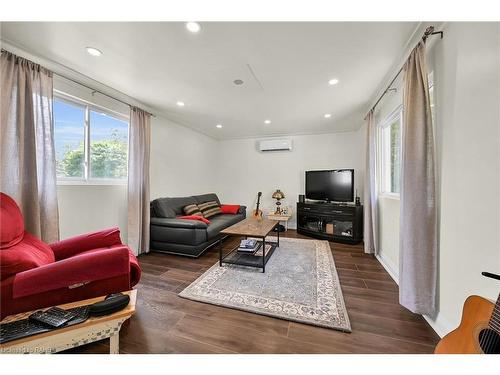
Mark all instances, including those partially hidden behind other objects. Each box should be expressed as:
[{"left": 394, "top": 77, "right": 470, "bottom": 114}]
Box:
[
  {"left": 481, "top": 326, "right": 494, "bottom": 354},
  {"left": 486, "top": 297, "right": 500, "bottom": 353},
  {"left": 486, "top": 328, "right": 496, "bottom": 353},
  {"left": 480, "top": 309, "right": 496, "bottom": 353},
  {"left": 481, "top": 320, "right": 493, "bottom": 354},
  {"left": 483, "top": 329, "right": 492, "bottom": 354},
  {"left": 483, "top": 303, "right": 500, "bottom": 353},
  {"left": 479, "top": 325, "right": 487, "bottom": 353},
  {"left": 481, "top": 294, "right": 500, "bottom": 353}
]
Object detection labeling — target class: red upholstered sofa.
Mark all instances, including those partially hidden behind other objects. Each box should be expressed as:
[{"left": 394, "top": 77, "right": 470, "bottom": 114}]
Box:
[{"left": 0, "top": 193, "right": 141, "bottom": 319}]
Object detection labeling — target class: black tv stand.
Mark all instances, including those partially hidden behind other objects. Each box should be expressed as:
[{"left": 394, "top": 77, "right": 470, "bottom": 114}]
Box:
[{"left": 297, "top": 201, "right": 363, "bottom": 244}]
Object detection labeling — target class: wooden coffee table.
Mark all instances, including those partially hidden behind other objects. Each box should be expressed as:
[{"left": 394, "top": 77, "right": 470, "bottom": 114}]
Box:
[
  {"left": 219, "top": 217, "right": 279, "bottom": 273},
  {"left": 0, "top": 290, "right": 136, "bottom": 354}
]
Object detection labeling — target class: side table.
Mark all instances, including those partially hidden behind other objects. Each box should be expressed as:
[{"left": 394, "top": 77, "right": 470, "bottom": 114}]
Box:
[
  {"left": 267, "top": 213, "right": 292, "bottom": 231},
  {"left": 0, "top": 290, "right": 137, "bottom": 354}
]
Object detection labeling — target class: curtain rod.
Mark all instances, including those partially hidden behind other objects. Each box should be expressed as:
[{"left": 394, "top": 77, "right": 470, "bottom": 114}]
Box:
[
  {"left": 55, "top": 73, "right": 156, "bottom": 118},
  {"left": 1, "top": 48, "right": 156, "bottom": 118},
  {"left": 365, "top": 26, "right": 443, "bottom": 119}
]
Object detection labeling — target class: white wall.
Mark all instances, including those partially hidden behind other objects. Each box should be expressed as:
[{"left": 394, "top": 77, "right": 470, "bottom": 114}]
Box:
[
  {"left": 57, "top": 185, "right": 128, "bottom": 240},
  {"left": 374, "top": 22, "right": 500, "bottom": 336},
  {"left": 377, "top": 196, "right": 400, "bottom": 279},
  {"left": 427, "top": 22, "right": 500, "bottom": 335},
  {"left": 216, "top": 130, "right": 365, "bottom": 229},
  {"left": 150, "top": 117, "right": 218, "bottom": 200}
]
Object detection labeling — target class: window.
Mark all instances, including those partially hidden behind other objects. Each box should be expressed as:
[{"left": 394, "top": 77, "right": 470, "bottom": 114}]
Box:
[
  {"left": 378, "top": 107, "right": 402, "bottom": 196},
  {"left": 54, "top": 99, "right": 86, "bottom": 178},
  {"left": 376, "top": 74, "right": 434, "bottom": 197},
  {"left": 54, "top": 94, "right": 129, "bottom": 183},
  {"left": 89, "top": 111, "right": 128, "bottom": 179}
]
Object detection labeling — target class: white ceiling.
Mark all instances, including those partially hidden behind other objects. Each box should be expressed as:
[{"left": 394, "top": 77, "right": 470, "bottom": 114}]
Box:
[{"left": 1, "top": 22, "right": 418, "bottom": 139}]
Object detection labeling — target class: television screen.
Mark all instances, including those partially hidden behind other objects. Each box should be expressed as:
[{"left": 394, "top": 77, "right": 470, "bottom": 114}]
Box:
[{"left": 305, "top": 169, "right": 354, "bottom": 202}]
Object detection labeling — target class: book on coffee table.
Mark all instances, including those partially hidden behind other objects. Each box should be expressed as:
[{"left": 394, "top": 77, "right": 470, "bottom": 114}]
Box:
[
  {"left": 237, "top": 241, "right": 262, "bottom": 253},
  {"left": 239, "top": 239, "right": 258, "bottom": 249}
]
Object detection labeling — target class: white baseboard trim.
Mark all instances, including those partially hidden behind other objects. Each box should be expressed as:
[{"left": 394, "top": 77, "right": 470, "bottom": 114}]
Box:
[
  {"left": 422, "top": 314, "right": 454, "bottom": 338},
  {"left": 374, "top": 251, "right": 453, "bottom": 338},
  {"left": 375, "top": 252, "right": 399, "bottom": 284}
]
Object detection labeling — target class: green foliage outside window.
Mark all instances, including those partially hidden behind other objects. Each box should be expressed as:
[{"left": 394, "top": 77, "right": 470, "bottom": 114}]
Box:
[{"left": 58, "top": 130, "right": 127, "bottom": 179}]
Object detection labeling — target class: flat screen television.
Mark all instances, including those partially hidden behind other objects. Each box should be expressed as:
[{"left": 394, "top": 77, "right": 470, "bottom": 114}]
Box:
[{"left": 305, "top": 169, "right": 354, "bottom": 202}]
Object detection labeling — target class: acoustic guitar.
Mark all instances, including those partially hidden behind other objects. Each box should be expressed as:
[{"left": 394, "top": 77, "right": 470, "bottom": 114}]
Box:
[
  {"left": 252, "top": 192, "right": 263, "bottom": 219},
  {"left": 435, "top": 280, "right": 500, "bottom": 354}
]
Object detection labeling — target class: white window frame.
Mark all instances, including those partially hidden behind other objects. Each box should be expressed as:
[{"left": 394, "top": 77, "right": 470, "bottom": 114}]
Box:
[
  {"left": 54, "top": 91, "right": 130, "bottom": 186},
  {"left": 377, "top": 105, "right": 403, "bottom": 199},
  {"left": 428, "top": 71, "right": 435, "bottom": 126}
]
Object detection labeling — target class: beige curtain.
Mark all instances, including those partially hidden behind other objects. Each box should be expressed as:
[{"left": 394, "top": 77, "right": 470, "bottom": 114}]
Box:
[
  {"left": 399, "top": 42, "right": 437, "bottom": 315},
  {"left": 363, "top": 109, "right": 378, "bottom": 254},
  {"left": 128, "top": 107, "right": 151, "bottom": 255},
  {"left": 0, "top": 50, "right": 59, "bottom": 243}
]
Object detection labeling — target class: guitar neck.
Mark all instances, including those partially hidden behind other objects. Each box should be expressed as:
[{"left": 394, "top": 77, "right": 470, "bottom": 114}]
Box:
[{"left": 255, "top": 193, "right": 262, "bottom": 212}]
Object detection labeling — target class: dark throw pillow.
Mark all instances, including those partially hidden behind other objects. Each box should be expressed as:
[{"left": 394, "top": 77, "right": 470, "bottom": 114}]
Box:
[
  {"left": 198, "top": 201, "right": 222, "bottom": 219},
  {"left": 183, "top": 204, "right": 203, "bottom": 217}
]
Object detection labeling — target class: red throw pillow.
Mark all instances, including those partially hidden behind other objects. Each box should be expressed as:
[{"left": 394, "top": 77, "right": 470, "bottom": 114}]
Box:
[
  {"left": 178, "top": 215, "right": 211, "bottom": 225},
  {"left": 220, "top": 204, "right": 240, "bottom": 215}
]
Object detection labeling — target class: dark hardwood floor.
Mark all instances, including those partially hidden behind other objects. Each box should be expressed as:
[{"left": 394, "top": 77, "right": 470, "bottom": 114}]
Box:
[{"left": 68, "top": 230, "right": 440, "bottom": 354}]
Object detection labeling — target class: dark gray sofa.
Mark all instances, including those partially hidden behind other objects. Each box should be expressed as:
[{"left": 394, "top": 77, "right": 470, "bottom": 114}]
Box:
[{"left": 150, "top": 193, "right": 246, "bottom": 257}]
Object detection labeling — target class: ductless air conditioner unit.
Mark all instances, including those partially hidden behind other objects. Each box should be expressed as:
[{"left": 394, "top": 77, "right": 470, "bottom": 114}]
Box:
[{"left": 259, "top": 139, "right": 293, "bottom": 152}]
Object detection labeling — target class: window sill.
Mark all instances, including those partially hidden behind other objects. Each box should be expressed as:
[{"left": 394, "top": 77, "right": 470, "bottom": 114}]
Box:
[
  {"left": 378, "top": 193, "right": 400, "bottom": 200},
  {"left": 57, "top": 179, "right": 127, "bottom": 186}
]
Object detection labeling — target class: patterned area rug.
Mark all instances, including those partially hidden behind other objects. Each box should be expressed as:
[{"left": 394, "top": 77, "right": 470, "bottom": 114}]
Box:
[{"left": 179, "top": 237, "right": 351, "bottom": 332}]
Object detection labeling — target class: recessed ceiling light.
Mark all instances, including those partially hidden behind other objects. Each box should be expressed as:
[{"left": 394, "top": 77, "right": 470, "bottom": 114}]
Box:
[
  {"left": 86, "top": 47, "right": 102, "bottom": 57},
  {"left": 233, "top": 79, "right": 244, "bottom": 85},
  {"left": 186, "top": 22, "right": 201, "bottom": 33},
  {"left": 176, "top": 101, "right": 185, "bottom": 107},
  {"left": 264, "top": 119, "right": 271, "bottom": 124},
  {"left": 328, "top": 78, "right": 339, "bottom": 85},
  {"left": 216, "top": 124, "right": 223, "bottom": 129},
  {"left": 324, "top": 113, "right": 332, "bottom": 118}
]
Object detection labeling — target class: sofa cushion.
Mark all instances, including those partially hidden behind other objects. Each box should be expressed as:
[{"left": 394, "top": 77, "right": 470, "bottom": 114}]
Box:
[
  {"left": 150, "top": 224, "right": 207, "bottom": 246},
  {"left": 194, "top": 193, "right": 221, "bottom": 206},
  {"left": 206, "top": 214, "right": 245, "bottom": 239},
  {"left": 0, "top": 193, "right": 25, "bottom": 249},
  {"left": 198, "top": 201, "right": 222, "bottom": 219},
  {"left": 0, "top": 232, "right": 55, "bottom": 280},
  {"left": 183, "top": 204, "right": 203, "bottom": 217},
  {"left": 152, "top": 196, "right": 197, "bottom": 218}
]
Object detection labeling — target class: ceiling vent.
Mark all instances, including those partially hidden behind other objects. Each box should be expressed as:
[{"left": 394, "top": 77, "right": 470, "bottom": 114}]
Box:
[{"left": 259, "top": 139, "right": 293, "bottom": 152}]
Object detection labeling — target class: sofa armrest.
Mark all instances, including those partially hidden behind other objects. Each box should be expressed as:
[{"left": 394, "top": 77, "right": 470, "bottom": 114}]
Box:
[
  {"left": 238, "top": 205, "right": 247, "bottom": 215},
  {"left": 50, "top": 227, "right": 123, "bottom": 260},
  {"left": 150, "top": 217, "right": 208, "bottom": 229},
  {"left": 12, "top": 246, "right": 131, "bottom": 299}
]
